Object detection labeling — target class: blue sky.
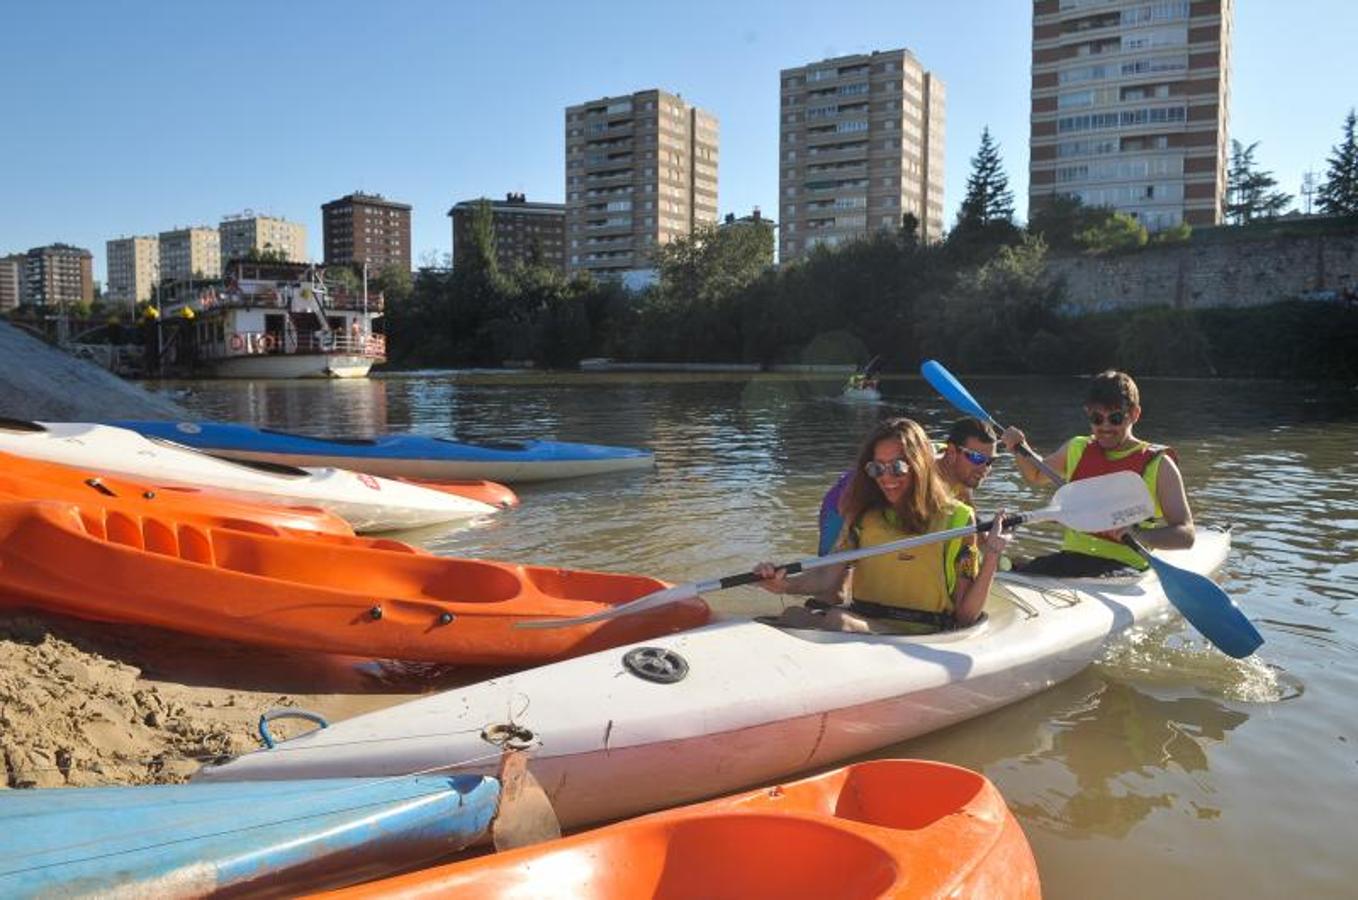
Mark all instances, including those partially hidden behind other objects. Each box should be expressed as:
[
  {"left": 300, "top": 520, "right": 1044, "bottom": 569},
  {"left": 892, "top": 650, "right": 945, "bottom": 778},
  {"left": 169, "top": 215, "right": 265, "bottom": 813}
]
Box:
[{"left": 3, "top": 1, "right": 1354, "bottom": 283}]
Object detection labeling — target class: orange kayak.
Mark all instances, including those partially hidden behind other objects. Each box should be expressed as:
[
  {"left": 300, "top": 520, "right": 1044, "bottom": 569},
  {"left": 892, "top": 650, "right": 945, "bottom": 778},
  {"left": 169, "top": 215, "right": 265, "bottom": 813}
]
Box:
[
  {"left": 395, "top": 477, "right": 519, "bottom": 509},
  {"left": 0, "top": 450, "right": 354, "bottom": 537},
  {"left": 319, "top": 759, "right": 1041, "bottom": 899},
  {"left": 0, "top": 500, "right": 708, "bottom": 665}
]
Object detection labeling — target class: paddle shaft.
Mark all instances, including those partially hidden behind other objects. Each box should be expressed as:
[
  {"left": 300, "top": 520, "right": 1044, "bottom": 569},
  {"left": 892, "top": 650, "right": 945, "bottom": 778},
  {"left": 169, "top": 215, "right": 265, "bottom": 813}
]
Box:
[{"left": 709, "top": 513, "right": 1024, "bottom": 592}]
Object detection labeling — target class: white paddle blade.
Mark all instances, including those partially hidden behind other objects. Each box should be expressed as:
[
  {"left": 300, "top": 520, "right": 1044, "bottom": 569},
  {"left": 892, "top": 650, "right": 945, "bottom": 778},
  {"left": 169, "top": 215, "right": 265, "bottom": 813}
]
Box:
[
  {"left": 1044, "top": 471, "right": 1155, "bottom": 533},
  {"left": 514, "top": 583, "right": 700, "bottom": 630}
]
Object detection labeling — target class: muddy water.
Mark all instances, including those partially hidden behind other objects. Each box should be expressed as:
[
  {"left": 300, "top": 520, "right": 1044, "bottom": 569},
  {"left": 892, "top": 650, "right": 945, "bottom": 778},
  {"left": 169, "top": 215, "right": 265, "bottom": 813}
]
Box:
[{"left": 152, "top": 372, "right": 1358, "bottom": 898}]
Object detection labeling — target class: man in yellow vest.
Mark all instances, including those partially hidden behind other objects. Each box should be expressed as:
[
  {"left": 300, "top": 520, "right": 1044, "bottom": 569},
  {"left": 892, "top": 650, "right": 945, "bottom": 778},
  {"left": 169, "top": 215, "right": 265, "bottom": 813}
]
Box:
[{"left": 1000, "top": 370, "right": 1195, "bottom": 577}]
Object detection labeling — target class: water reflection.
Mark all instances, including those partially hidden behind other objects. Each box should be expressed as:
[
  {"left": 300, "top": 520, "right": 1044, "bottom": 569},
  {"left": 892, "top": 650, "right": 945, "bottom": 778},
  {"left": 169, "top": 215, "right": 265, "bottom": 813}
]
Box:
[{"left": 1005, "top": 678, "right": 1250, "bottom": 838}]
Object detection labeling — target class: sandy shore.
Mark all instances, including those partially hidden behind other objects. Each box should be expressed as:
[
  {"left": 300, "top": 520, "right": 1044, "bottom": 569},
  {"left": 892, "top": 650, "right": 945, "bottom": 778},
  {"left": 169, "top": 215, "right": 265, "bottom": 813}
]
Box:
[{"left": 0, "top": 612, "right": 482, "bottom": 789}]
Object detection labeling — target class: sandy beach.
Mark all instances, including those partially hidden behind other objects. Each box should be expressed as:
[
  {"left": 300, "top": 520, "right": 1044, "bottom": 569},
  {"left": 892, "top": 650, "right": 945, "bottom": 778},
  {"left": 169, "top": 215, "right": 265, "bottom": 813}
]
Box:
[{"left": 0, "top": 611, "right": 471, "bottom": 789}]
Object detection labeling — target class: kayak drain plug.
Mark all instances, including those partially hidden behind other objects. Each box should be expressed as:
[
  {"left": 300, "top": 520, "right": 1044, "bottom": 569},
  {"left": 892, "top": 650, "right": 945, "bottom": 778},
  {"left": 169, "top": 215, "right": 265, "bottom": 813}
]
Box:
[
  {"left": 369, "top": 605, "right": 382, "bottom": 620},
  {"left": 482, "top": 723, "right": 536, "bottom": 750},
  {"left": 438, "top": 612, "right": 455, "bottom": 625}
]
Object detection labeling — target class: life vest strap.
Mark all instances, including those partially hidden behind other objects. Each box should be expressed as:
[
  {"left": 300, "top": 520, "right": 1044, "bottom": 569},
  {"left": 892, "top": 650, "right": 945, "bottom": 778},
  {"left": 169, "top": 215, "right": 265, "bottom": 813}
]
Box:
[{"left": 848, "top": 599, "right": 956, "bottom": 630}]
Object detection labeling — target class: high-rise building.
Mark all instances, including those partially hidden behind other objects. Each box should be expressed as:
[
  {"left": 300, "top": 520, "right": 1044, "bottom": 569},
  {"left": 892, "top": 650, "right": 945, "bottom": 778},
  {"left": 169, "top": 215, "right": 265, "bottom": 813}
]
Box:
[
  {"left": 218, "top": 213, "right": 308, "bottom": 264},
  {"left": 321, "top": 192, "right": 412, "bottom": 275},
  {"left": 0, "top": 254, "right": 24, "bottom": 311},
  {"left": 779, "top": 49, "right": 945, "bottom": 262},
  {"left": 565, "top": 89, "right": 719, "bottom": 277},
  {"left": 105, "top": 235, "right": 160, "bottom": 307},
  {"left": 158, "top": 227, "right": 221, "bottom": 283},
  {"left": 1029, "top": 0, "right": 1233, "bottom": 230},
  {"left": 448, "top": 193, "right": 566, "bottom": 272},
  {"left": 23, "top": 244, "right": 93, "bottom": 309}
]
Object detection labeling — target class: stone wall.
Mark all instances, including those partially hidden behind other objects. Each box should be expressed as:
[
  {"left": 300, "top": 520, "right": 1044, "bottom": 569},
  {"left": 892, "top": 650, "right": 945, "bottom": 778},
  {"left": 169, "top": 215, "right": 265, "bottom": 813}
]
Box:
[{"left": 1044, "top": 229, "right": 1358, "bottom": 312}]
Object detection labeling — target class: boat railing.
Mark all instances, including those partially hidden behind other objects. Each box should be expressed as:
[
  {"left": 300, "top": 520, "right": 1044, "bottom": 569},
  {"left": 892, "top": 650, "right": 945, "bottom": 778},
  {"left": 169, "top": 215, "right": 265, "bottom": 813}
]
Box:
[
  {"left": 189, "top": 291, "right": 385, "bottom": 313},
  {"left": 210, "top": 331, "right": 387, "bottom": 359}
]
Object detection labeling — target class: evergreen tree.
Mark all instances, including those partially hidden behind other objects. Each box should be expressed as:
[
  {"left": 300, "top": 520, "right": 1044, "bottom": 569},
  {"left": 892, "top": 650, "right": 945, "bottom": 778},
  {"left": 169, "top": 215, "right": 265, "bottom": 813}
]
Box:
[
  {"left": 956, "top": 127, "right": 1015, "bottom": 229},
  {"left": 1225, "top": 140, "right": 1292, "bottom": 224},
  {"left": 1318, "top": 108, "right": 1358, "bottom": 216}
]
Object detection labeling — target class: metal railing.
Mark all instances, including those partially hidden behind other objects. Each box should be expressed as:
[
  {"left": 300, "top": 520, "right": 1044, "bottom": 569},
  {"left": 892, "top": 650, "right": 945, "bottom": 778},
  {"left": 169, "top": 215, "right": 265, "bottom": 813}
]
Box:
[{"left": 212, "top": 331, "right": 386, "bottom": 359}]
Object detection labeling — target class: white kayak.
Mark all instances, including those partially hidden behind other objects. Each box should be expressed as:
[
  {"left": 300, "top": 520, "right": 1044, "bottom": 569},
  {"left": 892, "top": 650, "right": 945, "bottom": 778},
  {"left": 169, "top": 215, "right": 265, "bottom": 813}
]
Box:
[
  {"left": 195, "top": 530, "right": 1230, "bottom": 829},
  {"left": 0, "top": 419, "right": 498, "bottom": 533}
]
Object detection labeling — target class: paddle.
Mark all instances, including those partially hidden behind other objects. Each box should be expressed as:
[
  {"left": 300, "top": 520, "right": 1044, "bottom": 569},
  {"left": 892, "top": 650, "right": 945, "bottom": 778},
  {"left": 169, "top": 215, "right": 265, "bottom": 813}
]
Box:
[
  {"left": 517, "top": 472, "right": 1155, "bottom": 630},
  {"left": 919, "top": 359, "right": 1263, "bottom": 658}
]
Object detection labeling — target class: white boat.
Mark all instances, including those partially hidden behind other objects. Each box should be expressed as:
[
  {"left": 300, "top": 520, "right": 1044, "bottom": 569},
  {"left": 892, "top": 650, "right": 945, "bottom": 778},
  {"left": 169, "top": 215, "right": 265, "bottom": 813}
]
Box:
[
  {"left": 0, "top": 419, "right": 498, "bottom": 533},
  {"left": 156, "top": 260, "right": 385, "bottom": 379},
  {"left": 839, "top": 386, "right": 882, "bottom": 403},
  {"left": 195, "top": 529, "right": 1230, "bottom": 829}
]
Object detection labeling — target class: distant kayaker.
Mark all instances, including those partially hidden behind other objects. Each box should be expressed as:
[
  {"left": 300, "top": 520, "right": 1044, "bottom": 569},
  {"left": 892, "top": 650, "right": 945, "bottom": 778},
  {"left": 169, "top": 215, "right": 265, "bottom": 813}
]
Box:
[
  {"left": 1000, "top": 369, "right": 1195, "bottom": 577},
  {"left": 758, "top": 417, "right": 1015, "bottom": 634}
]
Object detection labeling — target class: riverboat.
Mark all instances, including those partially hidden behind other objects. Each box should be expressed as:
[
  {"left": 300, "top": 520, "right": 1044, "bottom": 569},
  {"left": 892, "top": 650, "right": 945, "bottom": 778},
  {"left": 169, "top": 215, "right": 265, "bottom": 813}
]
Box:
[{"left": 157, "top": 260, "right": 385, "bottom": 379}]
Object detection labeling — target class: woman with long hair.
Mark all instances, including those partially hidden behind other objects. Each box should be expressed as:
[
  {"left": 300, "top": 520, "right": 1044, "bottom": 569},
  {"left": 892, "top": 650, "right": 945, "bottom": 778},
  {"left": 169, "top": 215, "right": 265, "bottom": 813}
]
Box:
[{"left": 756, "top": 418, "right": 1013, "bottom": 633}]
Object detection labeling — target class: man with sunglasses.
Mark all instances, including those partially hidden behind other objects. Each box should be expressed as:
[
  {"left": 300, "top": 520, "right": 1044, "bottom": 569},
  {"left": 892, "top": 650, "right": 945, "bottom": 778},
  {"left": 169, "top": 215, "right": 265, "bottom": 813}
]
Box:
[
  {"left": 938, "top": 418, "right": 1000, "bottom": 504},
  {"left": 1000, "top": 370, "right": 1195, "bottom": 578}
]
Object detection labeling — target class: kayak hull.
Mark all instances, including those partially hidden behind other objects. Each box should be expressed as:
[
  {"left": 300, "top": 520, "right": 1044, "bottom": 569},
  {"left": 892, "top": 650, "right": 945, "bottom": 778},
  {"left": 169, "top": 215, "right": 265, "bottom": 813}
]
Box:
[
  {"left": 112, "top": 420, "right": 656, "bottom": 483},
  {"left": 0, "top": 499, "right": 708, "bottom": 664},
  {"left": 0, "top": 449, "right": 354, "bottom": 536},
  {"left": 320, "top": 761, "right": 1040, "bottom": 900},
  {"left": 0, "top": 775, "right": 498, "bottom": 898},
  {"left": 0, "top": 420, "right": 497, "bottom": 532},
  {"left": 196, "top": 531, "right": 1231, "bottom": 829}
]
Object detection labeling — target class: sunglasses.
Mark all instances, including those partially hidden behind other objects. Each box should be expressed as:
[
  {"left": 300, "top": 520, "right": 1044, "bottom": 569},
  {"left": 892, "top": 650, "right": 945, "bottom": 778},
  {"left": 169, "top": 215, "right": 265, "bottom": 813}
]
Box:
[
  {"left": 864, "top": 458, "right": 911, "bottom": 479},
  {"left": 1087, "top": 410, "right": 1128, "bottom": 427},
  {"left": 954, "top": 446, "right": 995, "bottom": 467}
]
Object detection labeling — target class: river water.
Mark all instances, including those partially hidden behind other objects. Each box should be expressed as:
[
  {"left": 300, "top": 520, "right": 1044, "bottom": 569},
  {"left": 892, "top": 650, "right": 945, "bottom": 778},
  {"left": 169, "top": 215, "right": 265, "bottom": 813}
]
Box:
[{"left": 148, "top": 371, "right": 1358, "bottom": 899}]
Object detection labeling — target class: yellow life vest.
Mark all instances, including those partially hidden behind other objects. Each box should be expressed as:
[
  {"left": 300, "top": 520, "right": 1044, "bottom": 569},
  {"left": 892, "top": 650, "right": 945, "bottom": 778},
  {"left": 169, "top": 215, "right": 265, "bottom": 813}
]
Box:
[
  {"left": 846, "top": 502, "right": 975, "bottom": 614},
  {"left": 1059, "top": 436, "right": 1167, "bottom": 570}
]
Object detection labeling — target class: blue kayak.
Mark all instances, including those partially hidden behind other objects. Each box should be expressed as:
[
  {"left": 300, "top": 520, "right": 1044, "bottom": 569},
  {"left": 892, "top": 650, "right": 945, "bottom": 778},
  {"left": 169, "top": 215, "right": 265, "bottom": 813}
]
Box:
[
  {"left": 0, "top": 774, "right": 498, "bottom": 897},
  {"left": 112, "top": 420, "right": 655, "bottom": 483}
]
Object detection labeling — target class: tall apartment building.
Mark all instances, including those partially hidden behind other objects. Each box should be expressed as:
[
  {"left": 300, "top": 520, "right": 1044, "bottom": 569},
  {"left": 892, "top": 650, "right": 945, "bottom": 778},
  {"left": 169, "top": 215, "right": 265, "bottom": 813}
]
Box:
[
  {"left": 1030, "top": 0, "right": 1233, "bottom": 230},
  {"left": 219, "top": 213, "right": 308, "bottom": 263},
  {"left": 779, "top": 49, "right": 945, "bottom": 262},
  {"left": 23, "top": 244, "right": 94, "bottom": 308},
  {"left": 158, "top": 227, "right": 221, "bottom": 283},
  {"left": 448, "top": 193, "right": 566, "bottom": 272},
  {"left": 0, "top": 254, "right": 24, "bottom": 311},
  {"left": 321, "top": 192, "right": 412, "bottom": 274},
  {"left": 565, "top": 89, "right": 719, "bottom": 276},
  {"left": 105, "top": 235, "right": 160, "bottom": 307}
]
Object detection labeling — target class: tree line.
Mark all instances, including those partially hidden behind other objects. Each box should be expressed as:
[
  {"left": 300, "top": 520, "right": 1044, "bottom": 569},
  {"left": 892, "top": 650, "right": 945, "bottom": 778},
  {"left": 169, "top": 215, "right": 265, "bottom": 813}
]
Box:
[{"left": 380, "top": 112, "right": 1358, "bottom": 381}]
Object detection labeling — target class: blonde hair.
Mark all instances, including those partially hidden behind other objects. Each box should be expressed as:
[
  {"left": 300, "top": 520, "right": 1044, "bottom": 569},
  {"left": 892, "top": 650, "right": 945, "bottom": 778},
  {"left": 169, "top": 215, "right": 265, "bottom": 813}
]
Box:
[{"left": 840, "top": 417, "right": 954, "bottom": 534}]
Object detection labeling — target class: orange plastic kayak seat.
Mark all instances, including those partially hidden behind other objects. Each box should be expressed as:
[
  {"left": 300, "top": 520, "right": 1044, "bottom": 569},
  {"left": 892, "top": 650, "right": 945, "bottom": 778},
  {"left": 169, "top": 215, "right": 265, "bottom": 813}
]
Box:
[
  {"left": 0, "top": 451, "right": 354, "bottom": 537},
  {"left": 0, "top": 500, "right": 708, "bottom": 665},
  {"left": 395, "top": 477, "right": 519, "bottom": 509},
  {"left": 319, "top": 759, "right": 1041, "bottom": 899}
]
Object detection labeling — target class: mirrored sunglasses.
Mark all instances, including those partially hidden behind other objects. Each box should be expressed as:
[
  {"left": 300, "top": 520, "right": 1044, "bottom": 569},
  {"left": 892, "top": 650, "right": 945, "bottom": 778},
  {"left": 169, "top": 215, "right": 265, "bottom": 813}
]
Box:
[
  {"left": 864, "top": 458, "right": 910, "bottom": 479},
  {"left": 956, "top": 447, "right": 995, "bottom": 467}
]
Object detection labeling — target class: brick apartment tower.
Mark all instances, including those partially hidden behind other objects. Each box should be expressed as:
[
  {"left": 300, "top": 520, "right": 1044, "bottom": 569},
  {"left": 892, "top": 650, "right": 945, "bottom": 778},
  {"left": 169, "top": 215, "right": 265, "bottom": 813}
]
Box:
[
  {"left": 565, "top": 90, "right": 719, "bottom": 277},
  {"left": 322, "top": 192, "right": 412, "bottom": 275},
  {"left": 448, "top": 194, "right": 566, "bottom": 273},
  {"left": 779, "top": 49, "right": 945, "bottom": 262},
  {"left": 1030, "top": 0, "right": 1233, "bottom": 229}
]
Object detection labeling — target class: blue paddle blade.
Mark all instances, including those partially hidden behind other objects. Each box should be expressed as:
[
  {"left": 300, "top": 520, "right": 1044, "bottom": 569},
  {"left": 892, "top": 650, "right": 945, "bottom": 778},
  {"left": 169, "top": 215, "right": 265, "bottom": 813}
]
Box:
[
  {"left": 1144, "top": 552, "right": 1263, "bottom": 658},
  {"left": 920, "top": 360, "right": 993, "bottom": 424}
]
